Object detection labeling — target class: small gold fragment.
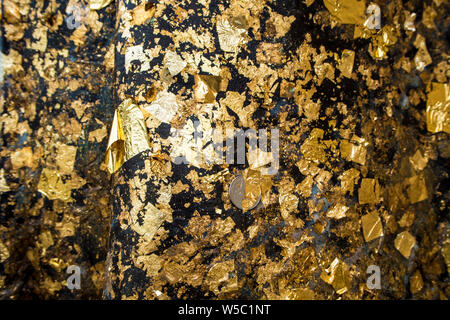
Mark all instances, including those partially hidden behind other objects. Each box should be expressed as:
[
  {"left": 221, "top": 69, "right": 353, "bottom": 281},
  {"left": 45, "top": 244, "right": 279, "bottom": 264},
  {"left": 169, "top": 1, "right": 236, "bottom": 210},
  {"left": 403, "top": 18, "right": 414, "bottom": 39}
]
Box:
[
  {"left": 326, "top": 203, "right": 348, "bottom": 220},
  {"left": 361, "top": 211, "right": 383, "bottom": 242},
  {"left": 194, "top": 74, "right": 221, "bottom": 103},
  {"left": 394, "top": 231, "right": 416, "bottom": 259},
  {"left": 358, "top": 178, "right": 381, "bottom": 204},
  {"left": 131, "top": 2, "right": 155, "bottom": 25},
  {"left": 105, "top": 99, "right": 150, "bottom": 173},
  {"left": 410, "top": 270, "right": 423, "bottom": 294},
  {"left": 323, "top": 0, "right": 366, "bottom": 25},
  {"left": 337, "top": 49, "right": 355, "bottom": 78},
  {"left": 407, "top": 175, "right": 428, "bottom": 204},
  {"left": 320, "top": 258, "right": 351, "bottom": 295},
  {"left": 413, "top": 34, "right": 432, "bottom": 72}
]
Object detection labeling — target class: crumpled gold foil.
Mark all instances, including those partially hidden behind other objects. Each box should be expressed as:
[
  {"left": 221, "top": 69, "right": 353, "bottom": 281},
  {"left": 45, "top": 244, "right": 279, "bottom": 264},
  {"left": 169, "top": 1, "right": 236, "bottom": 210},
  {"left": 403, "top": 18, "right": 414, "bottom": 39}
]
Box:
[
  {"left": 426, "top": 82, "right": 450, "bottom": 134},
  {"left": 320, "top": 258, "right": 351, "bottom": 295},
  {"left": 242, "top": 169, "right": 262, "bottom": 212},
  {"left": 394, "top": 230, "right": 416, "bottom": 259},
  {"left": 326, "top": 203, "right": 349, "bottom": 220},
  {"left": 216, "top": 19, "right": 247, "bottom": 53},
  {"left": 323, "top": 0, "right": 366, "bottom": 25},
  {"left": 90, "top": 0, "right": 113, "bottom": 10},
  {"left": 413, "top": 34, "right": 433, "bottom": 72},
  {"left": 105, "top": 99, "right": 150, "bottom": 173},
  {"left": 337, "top": 49, "right": 355, "bottom": 78},
  {"left": 361, "top": 211, "right": 383, "bottom": 242}
]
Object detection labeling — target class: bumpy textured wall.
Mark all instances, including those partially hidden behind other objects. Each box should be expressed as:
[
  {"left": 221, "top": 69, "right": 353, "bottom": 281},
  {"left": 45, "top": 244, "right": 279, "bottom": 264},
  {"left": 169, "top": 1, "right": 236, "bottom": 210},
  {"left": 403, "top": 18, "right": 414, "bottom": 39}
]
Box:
[{"left": 1, "top": 0, "right": 449, "bottom": 299}]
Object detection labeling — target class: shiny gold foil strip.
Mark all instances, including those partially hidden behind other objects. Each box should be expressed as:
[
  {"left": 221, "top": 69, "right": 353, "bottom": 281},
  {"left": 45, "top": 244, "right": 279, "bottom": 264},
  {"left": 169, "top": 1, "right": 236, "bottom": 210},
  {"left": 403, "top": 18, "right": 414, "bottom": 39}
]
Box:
[{"left": 105, "top": 99, "right": 150, "bottom": 174}]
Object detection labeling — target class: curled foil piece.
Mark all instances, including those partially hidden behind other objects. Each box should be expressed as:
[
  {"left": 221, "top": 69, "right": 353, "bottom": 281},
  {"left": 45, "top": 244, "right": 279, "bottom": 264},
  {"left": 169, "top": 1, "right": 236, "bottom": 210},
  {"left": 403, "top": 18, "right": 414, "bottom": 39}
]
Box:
[{"left": 105, "top": 99, "right": 150, "bottom": 173}]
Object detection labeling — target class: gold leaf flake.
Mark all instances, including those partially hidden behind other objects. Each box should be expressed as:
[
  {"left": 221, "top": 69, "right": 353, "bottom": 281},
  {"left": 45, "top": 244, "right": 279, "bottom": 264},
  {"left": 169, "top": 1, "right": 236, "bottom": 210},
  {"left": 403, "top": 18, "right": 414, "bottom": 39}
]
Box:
[
  {"left": 194, "top": 74, "right": 221, "bottom": 103},
  {"left": 406, "top": 174, "right": 428, "bottom": 204},
  {"left": 320, "top": 258, "right": 351, "bottom": 295},
  {"left": 164, "top": 51, "right": 187, "bottom": 76},
  {"left": 337, "top": 49, "right": 355, "bottom": 78},
  {"left": 409, "top": 150, "right": 428, "bottom": 171},
  {"left": 216, "top": 19, "right": 246, "bottom": 53},
  {"left": 0, "top": 240, "right": 9, "bottom": 263},
  {"left": 105, "top": 99, "right": 150, "bottom": 174},
  {"left": 413, "top": 34, "right": 432, "bottom": 72},
  {"left": 56, "top": 144, "right": 77, "bottom": 174},
  {"left": 410, "top": 270, "right": 423, "bottom": 294},
  {"left": 37, "top": 168, "right": 86, "bottom": 201},
  {"left": 326, "top": 203, "right": 349, "bottom": 220},
  {"left": 11, "top": 146, "right": 33, "bottom": 170},
  {"left": 361, "top": 211, "right": 383, "bottom": 242},
  {"left": 394, "top": 231, "right": 416, "bottom": 259},
  {"left": 358, "top": 178, "right": 381, "bottom": 205},
  {"left": 338, "top": 168, "right": 360, "bottom": 194},
  {"left": 323, "top": 0, "right": 366, "bottom": 25},
  {"left": 426, "top": 82, "right": 450, "bottom": 134},
  {"left": 90, "top": 0, "right": 113, "bottom": 10},
  {"left": 143, "top": 90, "right": 179, "bottom": 123},
  {"left": 131, "top": 2, "right": 155, "bottom": 25},
  {"left": 340, "top": 139, "right": 366, "bottom": 165},
  {"left": 0, "top": 169, "right": 10, "bottom": 193}
]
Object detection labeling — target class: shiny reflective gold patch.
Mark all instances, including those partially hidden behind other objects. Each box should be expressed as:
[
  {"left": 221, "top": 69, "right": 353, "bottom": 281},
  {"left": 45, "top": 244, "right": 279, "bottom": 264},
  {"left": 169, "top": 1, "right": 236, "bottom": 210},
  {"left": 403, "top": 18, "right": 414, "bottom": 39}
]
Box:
[
  {"left": 216, "top": 19, "right": 246, "bottom": 53},
  {"left": 340, "top": 139, "right": 366, "bottom": 165},
  {"left": 320, "top": 258, "right": 351, "bottom": 295}
]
